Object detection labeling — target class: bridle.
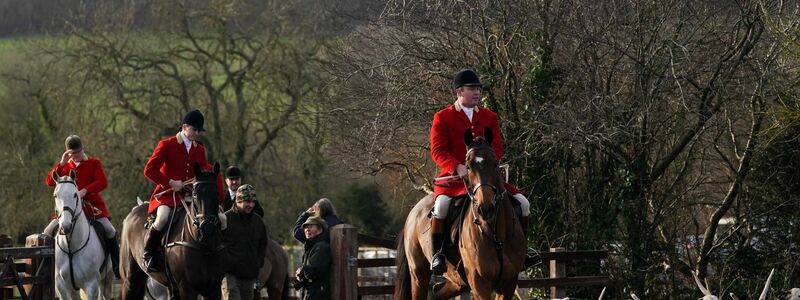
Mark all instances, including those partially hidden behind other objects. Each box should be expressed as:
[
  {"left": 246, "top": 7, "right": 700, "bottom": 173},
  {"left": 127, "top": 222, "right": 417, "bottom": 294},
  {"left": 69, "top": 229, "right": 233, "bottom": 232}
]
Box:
[
  {"left": 190, "top": 180, "right": 220, "bottom": 237},
  {"left": 167, "top": 179, "right": 221, "bottom": 250},
  {"left": 463, "top": 145, "right": 509, "bottom": 286},
  {"left": 54, "top": 179, "right": 91, "bottom": 290},
  {"left": 464, "top": 146, "right": 507, "bottom": 221},
  {"left": 55, "top": 180, "right": 85, "bottom": 236}
]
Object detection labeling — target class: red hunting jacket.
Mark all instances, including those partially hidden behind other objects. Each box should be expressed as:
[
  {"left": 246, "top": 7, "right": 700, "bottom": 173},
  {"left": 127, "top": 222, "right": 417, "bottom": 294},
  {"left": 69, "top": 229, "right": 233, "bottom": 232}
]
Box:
[
  {"left": 431, "top": 101, "right": 520, "bottom": 198},
  {"left": 45, "top": 156, "right": 111, "bottom": 219},
  {"left": 144, "top": 133, "right": 224, "bottom": 214}
]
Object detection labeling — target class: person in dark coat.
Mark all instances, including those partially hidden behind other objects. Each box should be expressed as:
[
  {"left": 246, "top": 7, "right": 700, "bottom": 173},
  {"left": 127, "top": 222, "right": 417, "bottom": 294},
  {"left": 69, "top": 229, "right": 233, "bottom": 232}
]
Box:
[
  {"left": 293, "top": 198, "right": 343, "bottom": 243},
  {"left": 222, "top": 166, "right": 264, "bottom": 217},
  {"left": 295, "top": 216, "right": 331, "bottom": 300},
  {"left": 221, "top": 184, "right": 268, "bottom": 300}
]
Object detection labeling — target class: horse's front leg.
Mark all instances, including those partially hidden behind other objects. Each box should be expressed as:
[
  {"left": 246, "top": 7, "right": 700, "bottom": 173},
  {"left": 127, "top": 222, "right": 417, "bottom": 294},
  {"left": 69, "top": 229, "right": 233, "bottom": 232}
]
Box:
[
  {"left": 55, "top": 275, "right": 75, "bottom": 300},
  {"left": 409, "top": 267, "right": 432, "bottom": 300},
  {"left": 466, "top": 273, "right": 493, "bottom": 300},
  {"left": 494, "top": 283, "right": 519, "bottom": 300},
  {"left": 83, "top": 276, "right": 101, "bottom": 300}
]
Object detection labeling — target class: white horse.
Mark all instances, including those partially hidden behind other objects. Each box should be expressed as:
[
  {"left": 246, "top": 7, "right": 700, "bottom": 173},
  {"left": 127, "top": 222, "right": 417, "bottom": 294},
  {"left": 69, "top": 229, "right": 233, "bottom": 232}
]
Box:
[{"left": 52, "top": 171, "right": 113, "bottom": 300}]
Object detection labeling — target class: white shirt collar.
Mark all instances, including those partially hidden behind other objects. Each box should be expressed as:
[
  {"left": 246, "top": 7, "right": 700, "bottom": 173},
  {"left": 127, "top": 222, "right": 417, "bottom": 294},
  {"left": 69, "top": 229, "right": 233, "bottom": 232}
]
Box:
[
  {"left": 180, "top": 132, "right": 192, "bottom": 152},
  {"left": 459, "top": 103, "right": 475, "bottom": 122}
]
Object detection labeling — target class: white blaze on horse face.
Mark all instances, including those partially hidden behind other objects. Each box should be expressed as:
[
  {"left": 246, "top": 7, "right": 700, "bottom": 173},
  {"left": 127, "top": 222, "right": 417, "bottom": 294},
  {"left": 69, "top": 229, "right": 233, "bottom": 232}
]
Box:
[{"left": 474, "top": 156, "right": 484, "bottom": 164}]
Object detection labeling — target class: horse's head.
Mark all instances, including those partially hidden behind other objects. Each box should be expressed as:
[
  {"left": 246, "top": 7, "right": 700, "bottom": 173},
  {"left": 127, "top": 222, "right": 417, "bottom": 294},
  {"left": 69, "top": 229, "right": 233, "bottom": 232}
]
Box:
[
  {"left": 464, "top": 128, "right": 506, "bottom": 220},
  {"left": 192, "top": 162, "right": 220, "bottom": 244},
  {"left": 52, "top": 170, "right": 82, "bottom": 235}
]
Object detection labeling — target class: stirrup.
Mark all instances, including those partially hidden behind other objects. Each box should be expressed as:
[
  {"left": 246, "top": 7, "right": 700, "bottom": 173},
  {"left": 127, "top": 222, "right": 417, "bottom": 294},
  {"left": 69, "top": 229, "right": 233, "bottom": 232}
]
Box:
[{"left": 430, "top": 253, "right": 446, "bottom": 275}]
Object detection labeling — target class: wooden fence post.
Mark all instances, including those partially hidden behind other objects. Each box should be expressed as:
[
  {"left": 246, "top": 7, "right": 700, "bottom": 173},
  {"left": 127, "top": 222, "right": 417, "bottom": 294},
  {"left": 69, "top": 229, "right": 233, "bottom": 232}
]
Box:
[
  {"left": 25, "top": 234, "right": 53, "bottom": 300},
  {"left": 550, "top": 247, "right": 566, "bottom": 299},
  {"left": 330, "top": 224, "right": 357, "bottom": 300},
  {"left": 0, "top": 234, "right": 13, "bottom": 300}
]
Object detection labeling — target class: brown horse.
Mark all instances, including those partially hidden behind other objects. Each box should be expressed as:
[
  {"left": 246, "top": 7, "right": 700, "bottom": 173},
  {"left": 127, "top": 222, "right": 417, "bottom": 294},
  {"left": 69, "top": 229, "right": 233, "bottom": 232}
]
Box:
[
  {"left": 255, "top": 238, "right": 290, "bottom": 300},
  {"left": 120, "top": 163, "right": 225, "bottom": 300},
  {"left": 394, "top": 130, "right": 526, "bottom": 299}
]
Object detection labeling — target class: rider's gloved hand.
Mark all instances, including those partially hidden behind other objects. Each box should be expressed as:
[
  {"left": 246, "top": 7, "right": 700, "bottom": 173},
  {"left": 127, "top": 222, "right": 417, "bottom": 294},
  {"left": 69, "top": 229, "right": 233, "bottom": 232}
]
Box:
[
  {"left": 168, "top": 179, "right": 184, "bottom": 191},
  {"left": 456, "top": 164, "right": 468, "bottom": 178}
]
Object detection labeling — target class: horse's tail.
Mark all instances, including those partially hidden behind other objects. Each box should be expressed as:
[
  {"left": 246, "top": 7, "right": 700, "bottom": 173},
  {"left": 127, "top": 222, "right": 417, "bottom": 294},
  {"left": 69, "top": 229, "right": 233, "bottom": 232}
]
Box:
[
  {"left": 393, "top": 228, "right": 411, "bottom": 299},
  {"left": 281, "top": 275, "right": 290, "bottom": 300}
]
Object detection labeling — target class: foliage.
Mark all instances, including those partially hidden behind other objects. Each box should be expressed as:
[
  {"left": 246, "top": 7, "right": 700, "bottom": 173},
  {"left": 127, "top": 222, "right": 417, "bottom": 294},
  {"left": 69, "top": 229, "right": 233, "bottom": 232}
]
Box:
[{"left": 335, "top": 183, "right": 391, "bottom": 237}]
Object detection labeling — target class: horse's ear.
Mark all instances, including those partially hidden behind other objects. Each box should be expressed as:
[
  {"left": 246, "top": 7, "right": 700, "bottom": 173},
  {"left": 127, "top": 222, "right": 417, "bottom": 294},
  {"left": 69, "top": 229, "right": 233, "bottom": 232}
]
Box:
[
  {"left": 51, "top": 171, "right": 59, "bottom": 183},
  {"left": 483, "top": 127, "right": 493, "bottom": 145},
  {"left": 193, "top": 162, "right": 202, "bottom": 177},
  {"left": 464, "top": 129, "right": 474, "bottom": 148},
  {"left": 213, "top": 162, "right": 220, "bottom": 175},
  {"left": 68, "top": 170, "right": 76, "bottom": 181}
]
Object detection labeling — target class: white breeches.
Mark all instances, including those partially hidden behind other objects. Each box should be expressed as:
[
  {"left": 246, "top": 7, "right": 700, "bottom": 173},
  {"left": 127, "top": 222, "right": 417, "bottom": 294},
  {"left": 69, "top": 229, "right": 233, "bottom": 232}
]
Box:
[
  {"left": 152, "top": 206, "right": 227, "bottom": 231},
  {"left": 45, "top": 217, "right": 116, "bottom": 238},
  {"left": 433, "top": 193, "right": 530, "bottom": 219},
  {"left": 512, "top": 194, "right": 531, "bottom": 216},
  {"left": 96, "top": 217, "right": 116, "bottom": 238}
]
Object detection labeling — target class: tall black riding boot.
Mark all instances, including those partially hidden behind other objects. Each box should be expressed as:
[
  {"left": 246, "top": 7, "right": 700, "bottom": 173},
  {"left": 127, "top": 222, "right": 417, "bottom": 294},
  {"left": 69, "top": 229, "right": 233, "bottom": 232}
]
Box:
[
  {"left": 142, "top": 228, "right": 164, "bottom": 272},
  {"left": 106, "top": 236, "right": 121, "bottom": 279},
  {"left": 429, "top": 218, "right": 447, "bottom": 275},
  {"left": 520, "top": 216, "right": 542, "bottom": 268}
]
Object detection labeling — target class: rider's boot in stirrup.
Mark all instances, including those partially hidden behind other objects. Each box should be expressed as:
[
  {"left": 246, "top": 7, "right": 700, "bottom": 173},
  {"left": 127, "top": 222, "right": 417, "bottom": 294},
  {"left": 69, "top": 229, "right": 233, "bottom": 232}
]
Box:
[
  {"left": 106, "top": 236, "right": 121, "bottom": 279},
  {"left": 520, "top": 216, "right": 542, "bottom": 268},
  {"left": 142, "top": 228, "right": 164, "bottom": 272},
  {"left": 430, "top": 218, "right": 447, "bottom": 275}
]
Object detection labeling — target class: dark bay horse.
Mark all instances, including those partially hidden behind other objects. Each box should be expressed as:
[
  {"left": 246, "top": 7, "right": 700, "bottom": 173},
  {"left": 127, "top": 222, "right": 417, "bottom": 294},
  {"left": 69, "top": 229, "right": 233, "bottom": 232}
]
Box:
[
  {"left": 120, "top": 163, "right": 224, "bottom": 300},
  {"left": 394, "top": 130, "right": 526, "bottom": 300},
  {"left": 256, "top": 238, "right": 290, "bottom": 300}
]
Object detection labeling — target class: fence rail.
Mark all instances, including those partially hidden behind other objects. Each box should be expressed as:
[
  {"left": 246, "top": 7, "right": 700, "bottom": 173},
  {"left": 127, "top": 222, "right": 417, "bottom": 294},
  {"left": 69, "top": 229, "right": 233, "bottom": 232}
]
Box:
[
  {"left": 0, "top": 234, "right": 54, "bottom": 300},
  {"left": 335, "top": 228, "right": 610, "bottom": 299}
]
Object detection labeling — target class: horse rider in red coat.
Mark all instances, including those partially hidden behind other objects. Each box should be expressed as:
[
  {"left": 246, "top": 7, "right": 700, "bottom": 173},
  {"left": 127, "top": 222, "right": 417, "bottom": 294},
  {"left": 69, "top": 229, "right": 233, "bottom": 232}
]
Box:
[
  {"left": 429, "top": 69, "right": 536, "bottom": 274},
  {"left": 44, "top": 134, "right": 121, "bottom": 278},
  {"left": 142, "top": 109, "right": 225, "bottom": 272}
]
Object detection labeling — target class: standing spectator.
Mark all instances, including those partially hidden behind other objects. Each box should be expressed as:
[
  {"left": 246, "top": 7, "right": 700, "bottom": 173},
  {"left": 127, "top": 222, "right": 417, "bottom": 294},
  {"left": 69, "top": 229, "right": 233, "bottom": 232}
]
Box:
[
  {"left": 293, "top": 198, "right": 342, "bottom": 243},
  {"left": 222, "top": 166, "right": 264, "bottom": 217},
  {"left": 221, "top": 184, "right": 268, "bottom": 300},
  {"left": 294, "top": 216, "right": 331, "bottom": 300}
]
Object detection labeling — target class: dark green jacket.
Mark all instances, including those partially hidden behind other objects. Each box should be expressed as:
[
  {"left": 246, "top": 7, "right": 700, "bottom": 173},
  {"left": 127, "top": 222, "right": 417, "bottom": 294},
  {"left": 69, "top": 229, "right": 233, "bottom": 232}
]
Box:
[
  {"left": 222, "top": 207, "right": 267, "bottom": 279},
  {"left": 300, "top": 232, "right": 331, "bottom": 300}
]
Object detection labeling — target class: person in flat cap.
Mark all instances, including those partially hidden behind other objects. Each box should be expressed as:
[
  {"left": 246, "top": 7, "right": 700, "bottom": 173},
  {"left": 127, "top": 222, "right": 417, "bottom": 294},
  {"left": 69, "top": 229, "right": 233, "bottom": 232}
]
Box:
[
  {"left": 293, "top": 198, "right": 343, "bottom": 243},
  {"left": 44, "top": 134, "right": 121, "bottom": 278},
  {"left": 428, "top": 69, "right": 538, "bottom": 274},
  {"left": 221, "top": 184, "right": 267, "bottom": 300},
  {"left": 294, "top": 216, "right": 331, "bottom": 300},
  {"left": 142, "top": 109, "right": 224, "bottom": 272},
  {"left": 222, "top": 166, "right": 264, "bottom": 217}
]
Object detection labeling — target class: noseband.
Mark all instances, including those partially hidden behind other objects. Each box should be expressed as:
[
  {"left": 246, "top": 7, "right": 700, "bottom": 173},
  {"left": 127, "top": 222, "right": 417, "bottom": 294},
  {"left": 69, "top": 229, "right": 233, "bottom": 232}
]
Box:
[{"left": 55, "top": 180, "right": 84, "bottom": 235}]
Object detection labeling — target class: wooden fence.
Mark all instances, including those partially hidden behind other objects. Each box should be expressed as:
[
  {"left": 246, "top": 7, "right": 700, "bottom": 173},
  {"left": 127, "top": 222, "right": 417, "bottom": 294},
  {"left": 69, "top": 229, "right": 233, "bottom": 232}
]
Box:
[
  {"left": 329, "top": 225, "right": 609, "bottom": 299},
  {"left": 0, "top": 234, "right": 54, "bottom": 300}
]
